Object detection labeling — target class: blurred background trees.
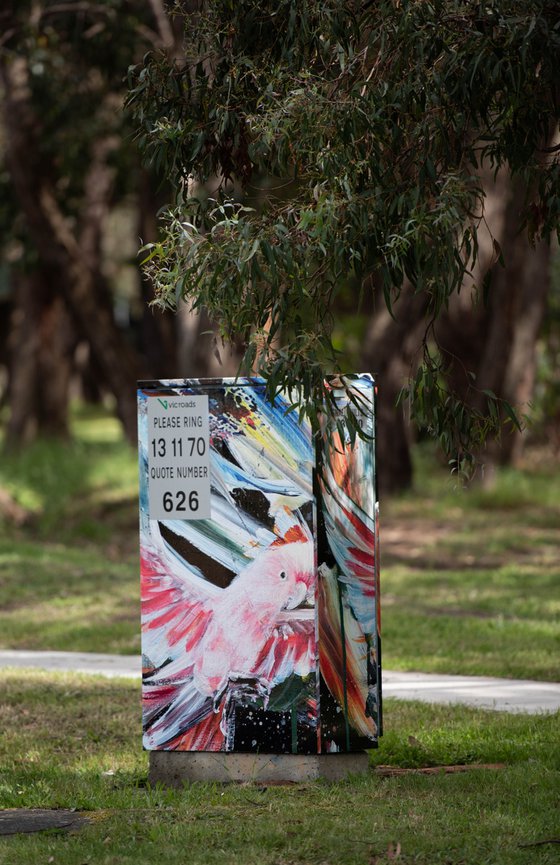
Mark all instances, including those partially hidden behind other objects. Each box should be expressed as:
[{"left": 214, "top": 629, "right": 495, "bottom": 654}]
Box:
[
  {"left": 0, "top": 0, "right": 224, "bottom": 447},
  {"left": 1, "top": 0, "right": 559, "bottom": 497}
]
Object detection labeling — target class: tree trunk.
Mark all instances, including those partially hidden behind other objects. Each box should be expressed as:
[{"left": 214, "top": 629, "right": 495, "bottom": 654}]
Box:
[
  {"left": 6, "top": 270, "right": 74, "bottom": 447},
  {"left": 480, "top": 207, "right": 550, "bottom": 465},
  {"left": 1, "top": 55, "right": 141, "bottom": 445},
  {"left": 436, "top": 170, "right": 550, "bottom": 471},
  {"left": 177, "top": 301, "right": 244, "bottom": 378},
  {"left": 5, "top": 274, "right": 39, "bottom": 446},
  {"left": 361, "top": 283, "right": 428, "bottom": 495},
  {"left": 138, "top": 169, "right": 179, "bottom": 378}
]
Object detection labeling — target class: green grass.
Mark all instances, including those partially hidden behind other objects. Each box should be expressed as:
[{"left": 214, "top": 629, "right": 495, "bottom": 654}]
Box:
[
  {"left": 0, "top": 407, "right": 140, "bottom": 654},
  {"left": 1, "top": 409, "right": 559, "bottom": 679},
  {"left": 1, "top": 422, "right": 558, "bottom": 864},
  {"left": 0, "top": 405, "right": 139, "bottom": 538},
  {"left": 381, "top": 446, "right": 560, "bottom": 681},
  {"left": 0, "top": 670, "right": 558, "bottom": 865},
  {"left": 0, "top": 538, "right": 139, "bottom": 654}
]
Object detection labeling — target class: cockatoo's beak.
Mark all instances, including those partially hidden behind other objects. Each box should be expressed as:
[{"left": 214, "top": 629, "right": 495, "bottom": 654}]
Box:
[{"left": 283, "top": 579, "right": 308, "bottom": 610}]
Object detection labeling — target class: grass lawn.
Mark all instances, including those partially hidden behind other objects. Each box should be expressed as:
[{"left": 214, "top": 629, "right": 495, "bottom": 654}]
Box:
[
  {"left": 0, "top": 670, "right": 558, "bottom": 865},
  {"left": 0, "top": 408, "right": 141, "bottom": 655},
  {"left": 1, "top": 413, "right": 559, "bottom": 864},
  {"left": 381, "top": 447, "right": 560, "bottom": 681},
  {"left": 1, "top": 408, "right": 558, "bottom": 680}
]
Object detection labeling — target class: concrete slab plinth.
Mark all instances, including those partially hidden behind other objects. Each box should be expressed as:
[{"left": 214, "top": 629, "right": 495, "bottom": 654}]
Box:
[{"left": 149, "top": 751, "right": 370, "bottom": 785}]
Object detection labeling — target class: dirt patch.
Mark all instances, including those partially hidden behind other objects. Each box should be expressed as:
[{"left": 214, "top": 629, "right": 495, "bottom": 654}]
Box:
[
  {"left": 381, "top": 521, "right": 451, "bottom": 561},
  {"left": 374, "top": 763, "right": 506, "bottom": 777},
  {"left": 380, "top": 517, "right": 557, "bottom": 571}
]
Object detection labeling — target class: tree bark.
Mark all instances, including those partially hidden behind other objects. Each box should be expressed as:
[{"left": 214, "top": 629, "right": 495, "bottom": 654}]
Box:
[
  {"left": 436, "top": 170, "right": 550, "bottom": 470},
  {"left": 1, "top": 54, "right": 141, "bottom": 444},
  {"left": 481, "top": 203, "right": 550, "bottom": 465},
  {"left": 138, "top": 169, "right": 178, "bottom": 377},
  {"left": 6, "top": 270, "right": 74, "bottom": 447},
  {"left": 361, "top": 283, "right": 428, "bottom": 495}
]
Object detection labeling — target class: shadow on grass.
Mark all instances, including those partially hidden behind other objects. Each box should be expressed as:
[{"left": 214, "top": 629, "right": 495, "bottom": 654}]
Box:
[{"left": 1, "top": 671, "right": 559, "bottom": 863}]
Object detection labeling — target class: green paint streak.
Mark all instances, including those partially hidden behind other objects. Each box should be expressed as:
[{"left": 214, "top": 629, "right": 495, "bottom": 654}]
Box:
[
  {"left": 337, "top": 577, "right": 351, "bottom": 752},
  {"left": 291, "top": 708, "right": 298, "bottom": 754}
]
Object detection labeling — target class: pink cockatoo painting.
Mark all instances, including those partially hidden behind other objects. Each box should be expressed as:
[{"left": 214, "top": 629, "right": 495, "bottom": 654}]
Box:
[
  {"left": 142, "top": 525, "right": 316, "bottom": 751},
  {"left": 138, "top": 376, "right": 381, "bottom": 755}
]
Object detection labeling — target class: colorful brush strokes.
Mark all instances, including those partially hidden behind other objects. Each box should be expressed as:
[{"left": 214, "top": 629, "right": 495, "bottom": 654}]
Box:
[
  {"left": 317, "top": 378, "right": 381, "bottom": 752},
  {"left": 138, "top": 375, "right": 381, "bottom": 754}
]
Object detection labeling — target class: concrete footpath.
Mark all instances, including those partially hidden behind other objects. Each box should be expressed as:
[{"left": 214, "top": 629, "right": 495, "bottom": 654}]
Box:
[{"left": 1, "top": 650, "right": 559, "bottom": 714}]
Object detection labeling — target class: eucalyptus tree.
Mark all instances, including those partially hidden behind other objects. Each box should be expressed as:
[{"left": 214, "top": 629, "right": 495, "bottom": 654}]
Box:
[
  {"left": 0, "top": 0, "right": 177, "bottom": 445},
  {"left": 129, "top": 0, "right": 559, "bottom": 473}
]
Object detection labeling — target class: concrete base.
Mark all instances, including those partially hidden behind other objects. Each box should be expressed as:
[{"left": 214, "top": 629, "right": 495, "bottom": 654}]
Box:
[{"left": 149, "top": 751, "right": 370, "bottom": 785}]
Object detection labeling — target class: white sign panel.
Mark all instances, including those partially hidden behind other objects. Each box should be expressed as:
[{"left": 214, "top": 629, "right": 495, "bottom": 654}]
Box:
[{"left": 147, "top": 394, "right": 211, "bottom": 520}]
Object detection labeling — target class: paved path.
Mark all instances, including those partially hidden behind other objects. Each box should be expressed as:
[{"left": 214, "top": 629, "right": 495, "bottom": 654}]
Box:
[
  {"left": 382, "top": 670, "right": 560, "bottom": 714},
  {"left": 1, "top": 650, "right": 559, "bottom": 714},
  {"left": 0, "top": 650, "right": 140, "bottom": 679}
]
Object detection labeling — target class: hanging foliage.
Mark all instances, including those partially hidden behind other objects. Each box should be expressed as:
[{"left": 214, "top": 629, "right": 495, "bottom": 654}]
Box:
[{"left": 127, "top": 0, "right": 560, "bottom": 460}]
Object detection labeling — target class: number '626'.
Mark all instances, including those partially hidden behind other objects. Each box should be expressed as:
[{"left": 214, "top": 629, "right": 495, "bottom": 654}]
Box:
[{"left": 162, "top": 490, "right": 199, "bottom": 512}]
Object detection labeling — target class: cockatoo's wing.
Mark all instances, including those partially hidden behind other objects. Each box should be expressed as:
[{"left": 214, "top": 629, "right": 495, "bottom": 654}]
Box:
[
  {"left": 141, "top": 522, "right": 229, "bottom": 749},
  {"left": 162, "top": 708, "right": 225, "bottom": 752},
  {"left": 143, "top": 672, "right": 216, "bottom": 750},
  {"left": 141, "top": 522, "right": 221, "bottom": 673}
]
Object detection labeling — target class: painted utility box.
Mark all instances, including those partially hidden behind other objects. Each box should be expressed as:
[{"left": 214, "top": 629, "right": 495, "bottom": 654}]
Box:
[{"left": 138, "top": 376, "right": 381, "bottom": 756}]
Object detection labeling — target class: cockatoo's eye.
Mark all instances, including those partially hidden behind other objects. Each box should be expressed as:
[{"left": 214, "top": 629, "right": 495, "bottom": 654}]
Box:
[{"left": 279, "top": 570, "right": 287, "bottom": 580}]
